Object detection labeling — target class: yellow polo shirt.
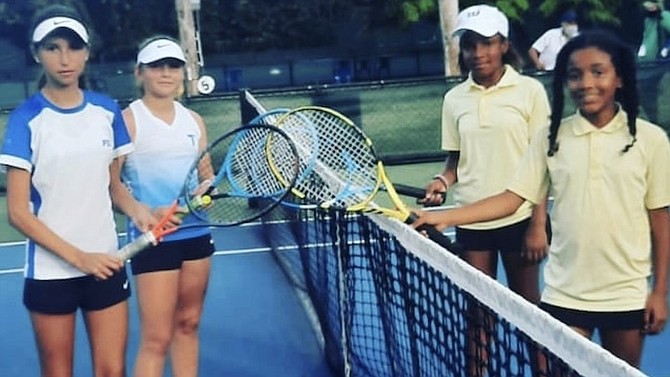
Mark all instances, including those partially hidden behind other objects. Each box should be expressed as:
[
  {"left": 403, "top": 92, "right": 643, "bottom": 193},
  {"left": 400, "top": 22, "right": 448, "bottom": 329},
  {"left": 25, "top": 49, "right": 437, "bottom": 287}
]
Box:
[
  {"left": 441, "top": 65, "right": 550, "bottom": 229},
  {"left": 509, "top": 110, "right": 670, "bottom": 311}
]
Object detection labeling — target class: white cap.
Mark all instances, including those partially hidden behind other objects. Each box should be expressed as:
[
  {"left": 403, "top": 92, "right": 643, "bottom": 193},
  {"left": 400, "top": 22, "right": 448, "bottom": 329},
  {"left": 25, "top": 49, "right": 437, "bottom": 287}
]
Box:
[
  {"left": 453, "top": 5, "right": 509, "bottom": 38},
  {"left": 136, "top": 39, "right": 186, "bottom": 65},
  {"left": 32, "top": 16, "right": 89, "bottom": 44}
]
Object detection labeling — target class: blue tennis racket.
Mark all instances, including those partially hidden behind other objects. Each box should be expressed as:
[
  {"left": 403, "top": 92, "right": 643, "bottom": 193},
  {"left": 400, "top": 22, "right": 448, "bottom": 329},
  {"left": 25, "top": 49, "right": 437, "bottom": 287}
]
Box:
[{"left": 117, "top": 123, "right": 301, "bottom": 260}]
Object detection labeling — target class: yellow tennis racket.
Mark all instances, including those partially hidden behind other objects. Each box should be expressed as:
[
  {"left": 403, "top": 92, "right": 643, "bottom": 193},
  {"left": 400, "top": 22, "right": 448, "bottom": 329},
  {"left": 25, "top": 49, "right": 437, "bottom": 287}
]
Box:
[{"left": 273, "top": 106, "right": 462, "bottom": 253}]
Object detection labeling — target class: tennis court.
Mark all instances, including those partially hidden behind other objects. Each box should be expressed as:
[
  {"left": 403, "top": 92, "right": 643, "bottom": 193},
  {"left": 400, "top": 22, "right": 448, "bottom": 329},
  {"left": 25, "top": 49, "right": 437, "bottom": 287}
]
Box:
[
  {"left": 2, "top": 73, "right": 670, "bottom": 375},
  {"left": 0, "top": 223, "right": 333, "bottom": 377},
  {"left": 1, "top": 155, "right": 670, "bottom": 376}
]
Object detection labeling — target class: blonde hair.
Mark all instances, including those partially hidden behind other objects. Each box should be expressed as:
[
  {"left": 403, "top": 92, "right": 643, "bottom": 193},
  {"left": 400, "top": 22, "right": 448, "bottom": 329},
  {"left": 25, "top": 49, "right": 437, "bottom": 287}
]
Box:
[{"left": 134, "top": 35, "right": 185, "bottom": 100}]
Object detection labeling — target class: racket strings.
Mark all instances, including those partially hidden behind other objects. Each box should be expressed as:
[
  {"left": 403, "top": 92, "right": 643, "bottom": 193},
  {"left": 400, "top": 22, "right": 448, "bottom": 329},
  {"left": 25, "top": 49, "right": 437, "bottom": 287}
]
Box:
[
  {"left": 279, "top": 108, "right": 378, "bottom": 208},
  {"left": 230, "top": 129, "right": 287, "bottom": 196},
  {"left": 184, "top": 125, "right": 300, "bottom": 225}
]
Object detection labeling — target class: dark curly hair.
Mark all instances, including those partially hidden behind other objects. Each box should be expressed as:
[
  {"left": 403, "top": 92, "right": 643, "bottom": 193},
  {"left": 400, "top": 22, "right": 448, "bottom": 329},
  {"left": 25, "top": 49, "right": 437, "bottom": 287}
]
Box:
[{"left": 548, "top": 29, "right": 639, "bottom": 156}]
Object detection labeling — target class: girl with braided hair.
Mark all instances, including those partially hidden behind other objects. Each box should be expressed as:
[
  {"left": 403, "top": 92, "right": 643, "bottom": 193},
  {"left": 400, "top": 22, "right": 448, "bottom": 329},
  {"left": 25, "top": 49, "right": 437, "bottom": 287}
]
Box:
[{"left": 414, "top": 29, "right": 670, "bottom": 367}]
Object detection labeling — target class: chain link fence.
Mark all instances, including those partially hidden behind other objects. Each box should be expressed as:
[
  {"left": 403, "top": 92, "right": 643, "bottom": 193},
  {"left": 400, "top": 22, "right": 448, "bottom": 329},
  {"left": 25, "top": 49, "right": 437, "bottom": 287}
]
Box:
[{"left": 1, "top": 61, "right": 669, "bottom": 192}]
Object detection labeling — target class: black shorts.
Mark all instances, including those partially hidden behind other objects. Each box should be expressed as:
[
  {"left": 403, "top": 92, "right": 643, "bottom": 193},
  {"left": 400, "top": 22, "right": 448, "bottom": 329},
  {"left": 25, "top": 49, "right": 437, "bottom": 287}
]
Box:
[
  {"left": 456, "top": 216, "right": 551, "bottom": 253},
  {"left": 540, "top": 302, "right": 645, "bottom": 331},
  {"left": 130, "top": 234, "right": 215, "bottom": 275},
  {"left": 23, "top": 268, "right": 130, "bottom": 314}
]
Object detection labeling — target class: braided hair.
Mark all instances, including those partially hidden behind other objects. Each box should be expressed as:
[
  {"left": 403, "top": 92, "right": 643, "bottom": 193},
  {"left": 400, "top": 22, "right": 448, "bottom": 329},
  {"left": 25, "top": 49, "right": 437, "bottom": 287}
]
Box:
[{"left": 548, "top": 30, "right": 639, "bottom": 156}]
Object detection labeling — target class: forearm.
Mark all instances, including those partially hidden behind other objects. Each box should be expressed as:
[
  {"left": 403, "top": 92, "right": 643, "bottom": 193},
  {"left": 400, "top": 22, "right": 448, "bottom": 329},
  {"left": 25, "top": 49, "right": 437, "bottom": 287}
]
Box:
[
  {"left": 432, "top": 190, "right": 524, "bottom": 228},
  {"left": 109, "top": 159, "right": 157, "bottom": 233},
  {"left": 110, "top": 178, "right": 142, "bottom": 217},
  {"left": 528, "top": 48, "right": 542, "bottom": 68},
  {"left": 437, "top": 152, "right": 459, "bottom": 187},
  {"left": 109, "top": 158, "right": 143, "bottom": 217},
  {"left": 529, "top": 194, "right": 548, "bottom": 228},
  {"left": 650, "top": 208, "right": 670, "bottom": 295}
]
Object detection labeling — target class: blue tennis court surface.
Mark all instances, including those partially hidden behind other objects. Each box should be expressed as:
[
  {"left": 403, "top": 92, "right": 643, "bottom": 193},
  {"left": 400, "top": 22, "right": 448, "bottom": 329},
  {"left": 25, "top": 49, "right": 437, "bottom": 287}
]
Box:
[
  {"left": 1, "top": 221, "right": 669, "bottom": 376},
  {"left": 0, "top": 224, "right": 333, "bottom": 377}
]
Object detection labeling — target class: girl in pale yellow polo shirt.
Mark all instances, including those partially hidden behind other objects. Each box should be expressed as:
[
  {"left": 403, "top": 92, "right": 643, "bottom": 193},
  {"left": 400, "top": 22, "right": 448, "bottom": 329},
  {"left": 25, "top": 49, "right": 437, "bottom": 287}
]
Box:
[
  {"left": 424, "top": 4, "right": 550, "bottom": 302},
  {"left": 415, "top": 29, "right": 670, "bottom": 369},
  {"left": 422, "top": 5, "right": 551, "bottom": 376}
]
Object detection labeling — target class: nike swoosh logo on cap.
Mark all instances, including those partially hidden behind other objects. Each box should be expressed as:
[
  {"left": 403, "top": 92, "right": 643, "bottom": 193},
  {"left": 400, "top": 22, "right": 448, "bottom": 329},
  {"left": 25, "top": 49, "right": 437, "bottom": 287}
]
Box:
[
  {"left": 157, "top": 43, "right": 170, "bottom": 48},
  {"left": 53, "top": 20, "right": 71, "bottom": 25}
]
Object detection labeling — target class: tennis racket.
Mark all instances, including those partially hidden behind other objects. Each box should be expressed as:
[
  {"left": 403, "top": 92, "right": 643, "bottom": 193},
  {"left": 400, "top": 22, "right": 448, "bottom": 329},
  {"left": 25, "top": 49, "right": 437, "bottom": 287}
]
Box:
[
  {"left": 116, "top": 123, "right": 300, "bottom": 260},
  {"left": 247, "top": 107, "right": 438, "bottom": 207},
  {"left": 273, "top": 106, "right": 462, "bottom": 253}
]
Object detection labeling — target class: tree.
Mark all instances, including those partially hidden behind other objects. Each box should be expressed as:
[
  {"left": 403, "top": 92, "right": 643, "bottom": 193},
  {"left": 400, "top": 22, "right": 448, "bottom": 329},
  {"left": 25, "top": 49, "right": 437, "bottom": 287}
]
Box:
[
  {"left": 0, "top": 0, "right": 634, "bottom": 69},
  {"left": 437, "top": 0, "right": 459, "bottom": 76},
  {"left": 434, "top": 0, "right": 632, "bottom": 78}
]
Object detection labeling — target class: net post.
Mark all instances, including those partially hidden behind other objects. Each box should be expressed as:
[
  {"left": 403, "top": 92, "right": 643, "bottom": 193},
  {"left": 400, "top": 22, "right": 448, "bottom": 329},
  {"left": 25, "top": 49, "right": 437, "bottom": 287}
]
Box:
[{"left": 239, "top": 89, "right": 260, "bottom": 124}]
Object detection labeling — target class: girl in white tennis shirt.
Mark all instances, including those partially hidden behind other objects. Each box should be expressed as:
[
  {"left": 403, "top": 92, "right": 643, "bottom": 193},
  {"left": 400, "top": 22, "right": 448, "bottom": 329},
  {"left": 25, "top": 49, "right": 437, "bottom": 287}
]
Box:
[
  {"left": 414, "top": 29, "right": 670, "bottom": 369},
  {"left": 119, "top": 36, "right": 215, "bottom": 377},
  {"left": 0, "top": 4, "right": 153, "bottom": 377}
]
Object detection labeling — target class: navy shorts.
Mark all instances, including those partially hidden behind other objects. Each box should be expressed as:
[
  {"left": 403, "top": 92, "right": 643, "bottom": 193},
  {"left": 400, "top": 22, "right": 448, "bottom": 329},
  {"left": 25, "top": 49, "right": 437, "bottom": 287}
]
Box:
[
  {"left": 130, "top": 234, "right": 215, "bottom": 275},
  {"left": 456, "top": 216, "right": 552, "bottom": 253},
  {"left": 540, "top": 302, "right": 645, "bottom": 331},
  {"left": 23, "top": 268, "right": 130, "bottom": 314}
]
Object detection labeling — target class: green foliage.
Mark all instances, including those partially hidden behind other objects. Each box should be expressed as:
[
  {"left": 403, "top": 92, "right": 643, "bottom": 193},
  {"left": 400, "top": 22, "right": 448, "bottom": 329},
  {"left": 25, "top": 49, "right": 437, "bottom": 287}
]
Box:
[
  {"left": 0, "top": 0, "right": 635, "bottom": 58},
  {"left": 401, "top": 0, "right": 438, "bottom": 23},
  {"left": 216, "top": 0, "right": 337, "bottom": 52},
  {"left": 536, "top": 0, "right": 623, "bottom": 25},
  {"left": 496, "top": 0, "right": 531, "bottom": 21}
]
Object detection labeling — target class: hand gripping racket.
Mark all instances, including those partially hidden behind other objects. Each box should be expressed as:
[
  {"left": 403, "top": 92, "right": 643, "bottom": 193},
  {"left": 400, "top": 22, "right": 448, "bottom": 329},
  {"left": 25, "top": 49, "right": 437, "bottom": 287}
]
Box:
[
  {"left": 273, "top": 106, "right": 462, "bottom": 253},
  {"left": 116, "top": 123, "right": 300, "bottom": 260}
]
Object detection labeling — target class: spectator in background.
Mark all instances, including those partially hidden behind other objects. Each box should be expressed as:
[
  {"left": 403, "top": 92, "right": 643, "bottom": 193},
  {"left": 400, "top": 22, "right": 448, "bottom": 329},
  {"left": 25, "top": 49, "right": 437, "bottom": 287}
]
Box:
[
  {"left": 528, "top": 9, "right": 579, "bottom": 71},
  {"left": 638, "top": 0, "right": 670, "bottom": 61}
]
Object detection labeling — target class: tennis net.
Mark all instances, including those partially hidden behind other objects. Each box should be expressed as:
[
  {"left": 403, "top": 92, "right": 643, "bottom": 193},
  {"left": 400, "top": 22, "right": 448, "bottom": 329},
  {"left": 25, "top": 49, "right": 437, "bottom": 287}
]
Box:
[
  {"left": 244, "top": 90, "right": 646, "bottom": 377},
  {"left": 261, "top": 205, "right": 646, "bottom": 377}
]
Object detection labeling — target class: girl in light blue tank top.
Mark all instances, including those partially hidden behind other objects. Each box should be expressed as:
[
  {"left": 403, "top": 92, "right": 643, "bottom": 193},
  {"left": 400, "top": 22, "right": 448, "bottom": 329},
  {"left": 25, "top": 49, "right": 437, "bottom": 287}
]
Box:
[{"left": 119, "top": 36, "right": 216, "bottom": 377}]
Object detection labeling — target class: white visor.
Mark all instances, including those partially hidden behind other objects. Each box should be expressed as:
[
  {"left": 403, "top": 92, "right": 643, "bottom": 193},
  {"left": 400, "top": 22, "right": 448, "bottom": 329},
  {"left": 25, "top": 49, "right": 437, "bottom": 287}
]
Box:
[
  {"left": 136, "top": 39, "right": 186, "bottom": 65},
  {"left": 32, "top": 16, "right": 89, "bottom": 44}
]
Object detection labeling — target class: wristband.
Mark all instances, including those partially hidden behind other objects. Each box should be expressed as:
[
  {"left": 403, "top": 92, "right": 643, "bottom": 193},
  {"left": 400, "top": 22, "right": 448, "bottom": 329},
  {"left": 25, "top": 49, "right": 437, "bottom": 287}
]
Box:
[{"left": 432, "top": 174, "right": 450, "bottom": 191}]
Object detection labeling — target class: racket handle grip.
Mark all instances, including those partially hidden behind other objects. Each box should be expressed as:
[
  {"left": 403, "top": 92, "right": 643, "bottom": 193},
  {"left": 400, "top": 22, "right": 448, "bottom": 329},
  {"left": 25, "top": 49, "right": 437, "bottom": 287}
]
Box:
[
  {"left": 117, "top": 232, "right": 157, "bottom": 261},
  {"left": 388, "top": 184, "right": 445, "bottom": 206},
  {"left": 405, "top": 213, "right": 463, "bottom": 254},
  {"left": 393, "top": 183, "right": 426, "bottom": 199}
]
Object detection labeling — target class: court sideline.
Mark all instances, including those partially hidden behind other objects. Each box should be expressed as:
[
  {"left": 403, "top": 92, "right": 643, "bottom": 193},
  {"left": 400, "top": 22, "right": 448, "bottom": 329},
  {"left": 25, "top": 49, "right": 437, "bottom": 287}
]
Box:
[{"left": 0, "top": 225, "right": 334, "bottom": 377}]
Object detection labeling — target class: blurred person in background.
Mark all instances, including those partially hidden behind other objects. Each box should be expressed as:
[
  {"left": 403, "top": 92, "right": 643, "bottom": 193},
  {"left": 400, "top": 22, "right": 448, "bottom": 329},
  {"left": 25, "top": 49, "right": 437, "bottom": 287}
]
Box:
[{"left": 528, "top": 9, "right": 580, "bottom": 71}]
